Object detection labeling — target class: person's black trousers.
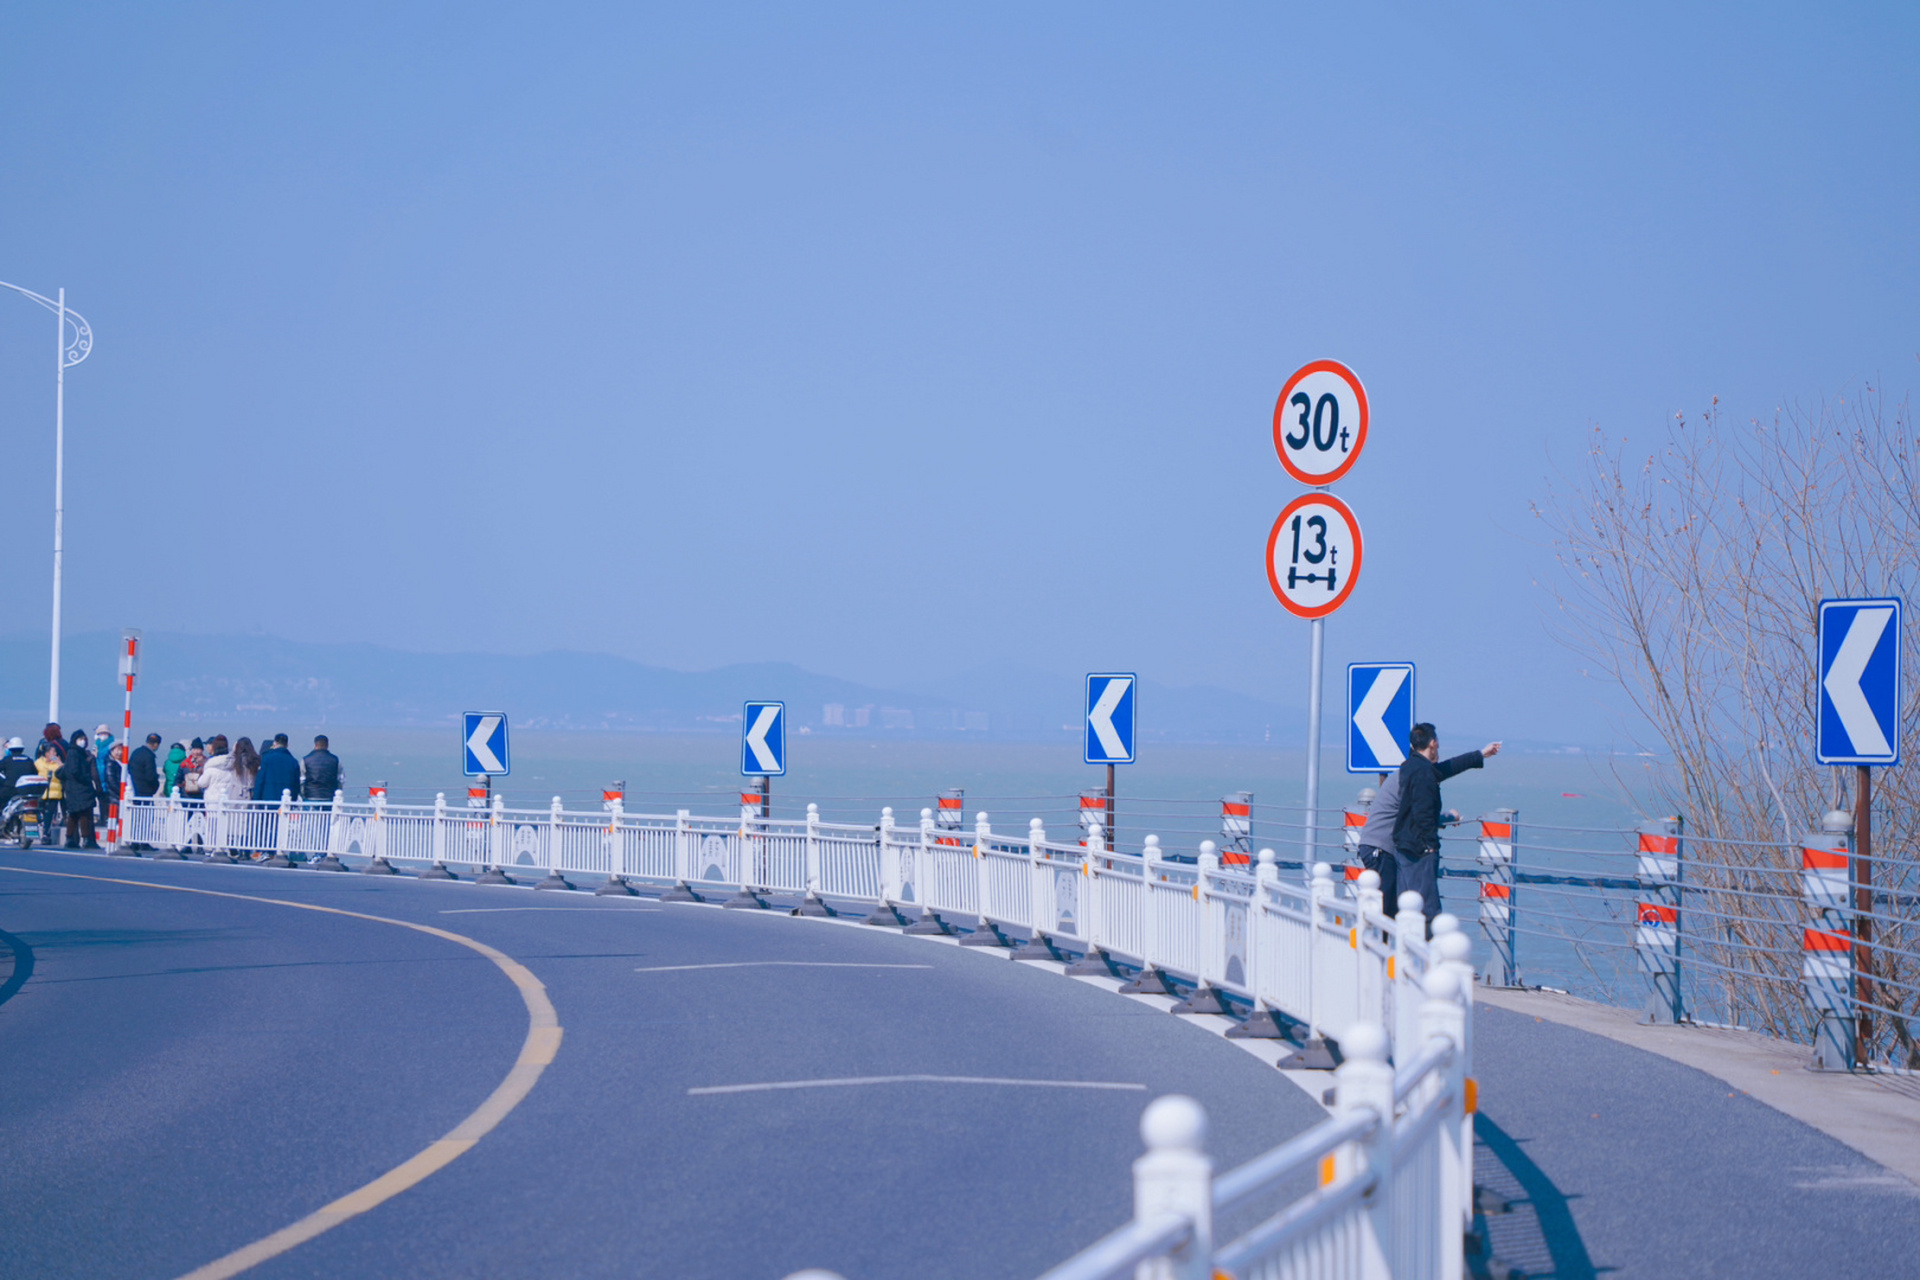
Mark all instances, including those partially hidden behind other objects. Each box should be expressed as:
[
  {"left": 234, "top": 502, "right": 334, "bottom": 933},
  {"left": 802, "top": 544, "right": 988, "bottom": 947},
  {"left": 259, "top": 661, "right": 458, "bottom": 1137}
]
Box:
[
  {"left": 1390, "top": 848, "right": 1442, "bottom": 936},
  {"left": 1357, "top": 844, "right": 1398, "bottom": 906}
]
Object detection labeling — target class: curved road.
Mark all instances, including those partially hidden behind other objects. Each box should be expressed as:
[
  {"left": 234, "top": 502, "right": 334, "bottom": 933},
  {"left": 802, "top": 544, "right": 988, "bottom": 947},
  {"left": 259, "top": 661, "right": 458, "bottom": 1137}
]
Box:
[{"left": 0, "top": 849, "right": 1322, "bottom": 1279}]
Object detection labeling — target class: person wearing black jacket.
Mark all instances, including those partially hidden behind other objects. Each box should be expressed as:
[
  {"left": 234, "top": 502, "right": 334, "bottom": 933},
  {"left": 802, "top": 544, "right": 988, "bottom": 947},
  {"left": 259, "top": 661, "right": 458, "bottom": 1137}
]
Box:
[
  {"left": 129, "top": 734, "right": 163, "bottom": 798},
  {"left": 1390, "top": 722, "right": 1500, "bottom": 934},
  {"left": 124, "top": 733, "right": 163, "bottom": 850},
  {"left": 301, "top": 735, "right": 342, "bottom": 804},
  {"left": 0, "top": 738, "right": 35, "bottom": 811},
  {"left": 58, "top": 730, "right": 100, "bottom": 849}
]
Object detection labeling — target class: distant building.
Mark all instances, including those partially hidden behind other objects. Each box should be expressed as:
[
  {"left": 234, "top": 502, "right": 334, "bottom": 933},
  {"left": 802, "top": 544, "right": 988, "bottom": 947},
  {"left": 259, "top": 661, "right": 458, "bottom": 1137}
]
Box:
[
  {"left": 881, "top": 707, "right": 914, "bottom": 730},
  {"left": 853, "top": 705, "right": 873, "bottom": 728},
  {"left": 823, "top": 703, "right": 846, "bottom": 727},
  {"left": 952, "top": 710, "right": 989, "bottom": 732}
]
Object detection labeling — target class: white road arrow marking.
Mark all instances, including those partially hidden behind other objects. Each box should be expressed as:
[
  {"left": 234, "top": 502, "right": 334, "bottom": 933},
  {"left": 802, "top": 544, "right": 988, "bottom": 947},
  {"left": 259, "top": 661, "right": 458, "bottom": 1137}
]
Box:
[
  {"left": 1824, "top": 606, "right": 1895, "bottom": 758},
  {"left": 744, "top": 705, "right": 782, "bottom": 773},
  {"left": 1088, "top": 678, "right": 1131, "bottom": 760},
  {"left": 466, "top": 715, "right": 506, "bottom": 773},
  {"left": 1354, "top": 667, "right": 1408, "bottom": 767}
]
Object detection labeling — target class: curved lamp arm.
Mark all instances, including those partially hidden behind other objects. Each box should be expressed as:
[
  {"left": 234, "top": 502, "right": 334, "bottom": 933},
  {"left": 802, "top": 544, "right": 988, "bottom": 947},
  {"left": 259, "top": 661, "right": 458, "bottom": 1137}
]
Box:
[{"left": 0, "top": 279, "right": 93, "bottom": 367}]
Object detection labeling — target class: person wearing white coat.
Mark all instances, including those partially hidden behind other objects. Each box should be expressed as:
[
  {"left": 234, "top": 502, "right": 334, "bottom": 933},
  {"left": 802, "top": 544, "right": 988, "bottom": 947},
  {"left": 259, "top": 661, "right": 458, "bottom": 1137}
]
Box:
[{"left": 188, "top": 735, "right": 243, "bottom": 852}]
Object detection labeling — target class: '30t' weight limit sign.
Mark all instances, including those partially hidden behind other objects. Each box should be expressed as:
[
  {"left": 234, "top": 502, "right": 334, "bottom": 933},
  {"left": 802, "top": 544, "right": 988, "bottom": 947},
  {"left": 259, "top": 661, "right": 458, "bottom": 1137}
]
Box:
[
  {"left": 1267, "top": 492, "right": 1363, "bottom": 619},
  {"left": 1273, "top": 359, "right": 1368, "bottom": 486}
]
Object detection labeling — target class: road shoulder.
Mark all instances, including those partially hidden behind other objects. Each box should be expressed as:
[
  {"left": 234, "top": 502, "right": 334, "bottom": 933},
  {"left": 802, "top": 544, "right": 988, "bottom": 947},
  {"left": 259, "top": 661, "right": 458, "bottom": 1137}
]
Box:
[{"left": 1474, "top": 983, "right": 1920, "bottom": 1187}]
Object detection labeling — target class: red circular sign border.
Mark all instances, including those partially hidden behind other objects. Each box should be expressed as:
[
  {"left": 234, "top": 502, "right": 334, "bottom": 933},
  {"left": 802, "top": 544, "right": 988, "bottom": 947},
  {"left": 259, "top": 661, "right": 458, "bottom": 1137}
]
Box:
[
  {"left": 1266, "top": 492, "right": 1364, "bottom": 619},
  {"left": 1272, "top": 359, "right": 1369, "bottom": 487}
]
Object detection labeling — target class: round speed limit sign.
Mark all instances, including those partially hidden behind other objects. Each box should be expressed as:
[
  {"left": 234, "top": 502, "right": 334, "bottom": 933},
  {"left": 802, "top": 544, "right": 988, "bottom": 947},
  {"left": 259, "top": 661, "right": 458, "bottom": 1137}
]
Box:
[
  {"left": 1272, "top": 359, "right": 1368, "bottom": 486},
  {"left": 1266, "top": 492, "right": 1363, "bottom": 619}
]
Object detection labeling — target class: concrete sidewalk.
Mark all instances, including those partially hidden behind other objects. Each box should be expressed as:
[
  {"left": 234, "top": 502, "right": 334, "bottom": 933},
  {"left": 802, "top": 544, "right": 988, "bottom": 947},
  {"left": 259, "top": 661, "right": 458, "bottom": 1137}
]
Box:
[
  {"left": 1476, "top": 984, "right": 1920, "bottom": 1187},
  {"left": 1470, "top": 987, "right": 1920, "bottom": 1279}
]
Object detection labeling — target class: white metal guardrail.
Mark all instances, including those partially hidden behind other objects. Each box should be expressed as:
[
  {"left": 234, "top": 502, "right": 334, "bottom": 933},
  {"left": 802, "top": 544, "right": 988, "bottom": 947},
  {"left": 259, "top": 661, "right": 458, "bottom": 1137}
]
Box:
[
  {"left": 112, "top": 787, "right": 1478, "bottom": 1279},
  {"left": 117, "top": 791, "right": 1451, "bottom": 1067}
]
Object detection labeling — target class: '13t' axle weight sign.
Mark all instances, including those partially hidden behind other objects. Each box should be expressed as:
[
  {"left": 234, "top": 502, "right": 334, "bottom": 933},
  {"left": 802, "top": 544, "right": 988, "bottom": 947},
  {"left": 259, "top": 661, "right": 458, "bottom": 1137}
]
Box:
[
  {"left": 1267, "top": 492, "right": 1363, "bottom": 619},
  {"left": 1272, "top": 359, "right": 1368, "bottom": 486}
]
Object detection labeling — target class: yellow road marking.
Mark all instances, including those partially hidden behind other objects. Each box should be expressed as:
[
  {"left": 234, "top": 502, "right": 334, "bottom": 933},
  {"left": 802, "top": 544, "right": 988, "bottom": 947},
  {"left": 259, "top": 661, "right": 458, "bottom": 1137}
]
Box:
[{"left": 0, "top": 864, "right": 562, "bottom": 1279}]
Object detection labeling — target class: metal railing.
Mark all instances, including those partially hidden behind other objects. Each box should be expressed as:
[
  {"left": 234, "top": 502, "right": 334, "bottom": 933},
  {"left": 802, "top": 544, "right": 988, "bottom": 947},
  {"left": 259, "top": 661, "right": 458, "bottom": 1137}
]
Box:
[{"left": 111, "top": 786, "right": 1483, "bottom": 1279}]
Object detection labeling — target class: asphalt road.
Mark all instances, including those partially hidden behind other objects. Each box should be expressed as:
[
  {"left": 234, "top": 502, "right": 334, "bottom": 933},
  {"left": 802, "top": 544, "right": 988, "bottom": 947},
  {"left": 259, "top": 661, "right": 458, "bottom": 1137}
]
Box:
[
  {"left": 1471, "top": 1002, "right": 1920, "bottom": 1279},
  {"left": 0, "top": 849, "right": 1322, "bottom": 1280}
]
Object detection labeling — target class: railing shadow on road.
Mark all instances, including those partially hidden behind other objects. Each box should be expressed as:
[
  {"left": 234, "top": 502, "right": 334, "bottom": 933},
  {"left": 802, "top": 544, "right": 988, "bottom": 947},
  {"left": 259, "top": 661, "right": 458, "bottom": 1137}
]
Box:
[
  {"left": 1471, "top": 1113, "right": 1602, "bottom": 1280},
  {"left": 0, "top": 926, "right": 34, "bottom": 1008}
]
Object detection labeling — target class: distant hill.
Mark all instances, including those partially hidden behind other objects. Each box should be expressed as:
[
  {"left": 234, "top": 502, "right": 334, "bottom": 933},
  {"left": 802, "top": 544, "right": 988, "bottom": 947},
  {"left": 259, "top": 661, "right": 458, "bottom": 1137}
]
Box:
[{"left": 0, "top": 631, "right": 1304, "bottom": 744}]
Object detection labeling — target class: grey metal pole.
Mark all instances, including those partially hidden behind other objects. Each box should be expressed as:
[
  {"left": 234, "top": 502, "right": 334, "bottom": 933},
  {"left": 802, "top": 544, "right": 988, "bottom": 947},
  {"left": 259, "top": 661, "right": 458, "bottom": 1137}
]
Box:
[
  {"left": 1302, "top": 615, "right": 1324, "bottom": 872},
  {"left": 50, "top": 288, "right": 65, "bottom": 725}
]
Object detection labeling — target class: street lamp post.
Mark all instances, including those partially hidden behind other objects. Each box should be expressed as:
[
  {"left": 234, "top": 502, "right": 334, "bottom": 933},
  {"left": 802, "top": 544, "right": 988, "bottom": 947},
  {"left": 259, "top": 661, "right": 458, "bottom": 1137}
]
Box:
[{"left": 0, "top": 281, "right": 93, "bottom": 725}]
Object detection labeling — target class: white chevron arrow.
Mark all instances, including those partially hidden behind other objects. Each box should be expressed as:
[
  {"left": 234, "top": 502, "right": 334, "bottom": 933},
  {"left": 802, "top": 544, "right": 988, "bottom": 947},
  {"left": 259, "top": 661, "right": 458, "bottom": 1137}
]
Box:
[
  {"left": 1088, "top": 677, "right": 1132, "bottom": 761},
  {"left": 744, "top": 704, "right": 783, "bottom": 773},
  {"left": 465, "top": 715, "right": 506, "bottom": 773},
  {"left": 1824, "top": 606, "right": 1895, "bottom": 758},
  {"left": 1353, "top": 667, "right": 1409, "bottom": 767}
]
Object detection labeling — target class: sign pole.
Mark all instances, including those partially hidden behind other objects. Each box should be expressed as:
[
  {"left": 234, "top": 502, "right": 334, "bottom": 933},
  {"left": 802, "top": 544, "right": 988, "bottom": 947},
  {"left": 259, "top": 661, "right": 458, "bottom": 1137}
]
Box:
[
  {"left": 1106, "top": 762, "right": 1116, "bottom": 855},
  {"left": 1856, "top": 764, "right": 1875, "bottom": 1065},
  {"left": 1303, "top": 615, "right": 1324, "bottom": 872},
  {"left": 760, "top": 772, "right": 771, "bottom": 821}
]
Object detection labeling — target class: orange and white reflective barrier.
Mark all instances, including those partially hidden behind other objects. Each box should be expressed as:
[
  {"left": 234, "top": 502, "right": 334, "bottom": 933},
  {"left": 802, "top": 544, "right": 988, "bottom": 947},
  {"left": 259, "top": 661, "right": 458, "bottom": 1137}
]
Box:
[
  {"left": 1220, "top": 792, "right": 1252, "bottom": 866},
  {"left": 1342, "top": 792, "right": 1370, "bottom": 879},
  {"left": 1477, "top": 810, "right": 1518, "bottom": 986},
  {"left": 1801, "top": 820, "right": 1855, "bottom": 1069},
  {"left": 1634, "top": 818, "right": 1683, "bottom": 1024}
]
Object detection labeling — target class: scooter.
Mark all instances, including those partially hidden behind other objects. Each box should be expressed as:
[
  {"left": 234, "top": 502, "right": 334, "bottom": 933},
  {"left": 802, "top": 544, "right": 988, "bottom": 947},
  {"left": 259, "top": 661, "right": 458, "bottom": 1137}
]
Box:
[{"left": 1, "top": 774, "right": 50, "bottom": 848}]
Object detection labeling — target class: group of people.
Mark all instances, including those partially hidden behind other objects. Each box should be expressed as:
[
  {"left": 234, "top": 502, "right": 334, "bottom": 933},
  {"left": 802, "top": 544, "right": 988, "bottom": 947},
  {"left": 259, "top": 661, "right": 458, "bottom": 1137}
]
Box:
[{"left": 0, "top": 724, "right": 344, "bottom": 850}]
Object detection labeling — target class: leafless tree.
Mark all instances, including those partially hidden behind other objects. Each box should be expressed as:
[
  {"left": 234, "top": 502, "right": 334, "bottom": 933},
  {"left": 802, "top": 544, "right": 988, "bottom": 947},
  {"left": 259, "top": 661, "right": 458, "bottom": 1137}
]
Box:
[{"left": 1535, "top": 390, "right": 1918, "bottom": 1062}]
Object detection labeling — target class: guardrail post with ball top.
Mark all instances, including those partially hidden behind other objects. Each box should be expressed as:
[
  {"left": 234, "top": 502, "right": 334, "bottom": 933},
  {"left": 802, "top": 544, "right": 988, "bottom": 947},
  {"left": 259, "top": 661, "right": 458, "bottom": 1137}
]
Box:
[
  {"left": 961, "top": 812, "right": 1011, "bottom": 948},
  {"left": 1419, "top": 968, "right": 1471, "bottom": 1280},
  {"left": 1122, "top": 833, "right": 1177, "bottom": 995},
  {"left": 1067, "top": 816, "right": 1121, "bottom": 977},
  {"left": 1275, "top": 864, "right": 1339, "bottom": 1069},
  {"left": 1172, "top": 843, "right": 1230, "bottom": 1014},
  {"left": 797, "top": 802, "right": 834, "bottom": 916},
  {"left": 1230, "top": 849, "right": 1292, "bottom": 1040},
  {"left": 662, "top": 809, "right": 701, "bottom": 901},
  {"left": 422, "top": 792, "right": 456, "bottom": 878},
  {"left": 1012, "top": 817, "right": 1064, "bottom": 961},
  {"left": 308, "top": 790, "right": 347, "bottom": 871},
  {"left": 535, "top": 796, "right": 573, "bottom": 890},
  {"left": 597, "top": 786, "right": 636, "bottom": 895},
  {"left": 865, "top": 807, "right": 909, "bottom": 927},
  {"left": 903, "top": 808, "right": 952, "bottom": 934},
  {"left": 475, "top": 794, "right": 514, "bottom": 885},
  {"left": 363, "top": 784, "right": 398, "bottom": 874},
  {"left": 1333, "top": 1023, "right": 1395, "bottom": 1280},
  {"left": 260, "top": 789, "right": 296, "bottom": 868},
  {"left": 1132, "top": 1095, "right": 1213, "bottom": 1280}
]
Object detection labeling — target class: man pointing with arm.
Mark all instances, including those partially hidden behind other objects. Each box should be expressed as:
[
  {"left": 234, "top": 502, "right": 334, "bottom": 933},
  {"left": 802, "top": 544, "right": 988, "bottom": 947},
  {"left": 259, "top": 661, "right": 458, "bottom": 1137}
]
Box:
[{"left": 1390, "top": 722, "right": 1500, "bottom": 936}]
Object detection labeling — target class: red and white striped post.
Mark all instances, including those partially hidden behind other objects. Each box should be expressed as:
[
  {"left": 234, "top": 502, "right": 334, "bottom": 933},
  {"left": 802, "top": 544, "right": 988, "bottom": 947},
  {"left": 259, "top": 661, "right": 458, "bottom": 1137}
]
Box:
[
  {"left": 106, "top": 629, "right": 140, "bottom": 855},
  {"left": 1078, "top": 787, "right": 1107, "bottom": 848},
  {"left": 1342, "top": 788, "right": 1372, "bottom": 881},
  {"left": 935, "top": 788, "right": 964, "bottom": 845},
  {"left": 1634, "top": 817, "right": 1683, "bottom": 1024},
  {"left": 1477, "top": 810, "right": 1518, "bottom": 987},
  {"left": 1803, "top": 809, "right": 1855, "bottom": 1071},
  {"left": 1219, "top": 792, "right": 1252, "bottom": 867}
]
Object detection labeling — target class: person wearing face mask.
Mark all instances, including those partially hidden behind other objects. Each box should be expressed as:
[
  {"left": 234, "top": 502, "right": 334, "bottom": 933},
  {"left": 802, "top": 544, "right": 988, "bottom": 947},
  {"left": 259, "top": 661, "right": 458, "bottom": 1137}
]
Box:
[
  {"left": 59, "top": 729, "right": 100, "bottom": 849},
  {"left": 93, "top": 725, "right": 120, "bottom": 837}
]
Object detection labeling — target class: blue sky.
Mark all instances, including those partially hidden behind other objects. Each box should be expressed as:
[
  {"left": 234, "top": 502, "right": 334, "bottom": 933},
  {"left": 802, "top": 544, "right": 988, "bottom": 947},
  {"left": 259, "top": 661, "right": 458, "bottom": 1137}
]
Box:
[{"left": 1, "top": 3, "right": 1915, "bottom": 744}]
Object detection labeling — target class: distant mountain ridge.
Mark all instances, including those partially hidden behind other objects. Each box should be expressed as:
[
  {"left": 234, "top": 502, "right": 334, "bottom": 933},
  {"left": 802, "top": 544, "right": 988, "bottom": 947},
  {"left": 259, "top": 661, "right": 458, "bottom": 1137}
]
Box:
[{"left": 0, "top": 631, "right": 1304, "bottom": 745}]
